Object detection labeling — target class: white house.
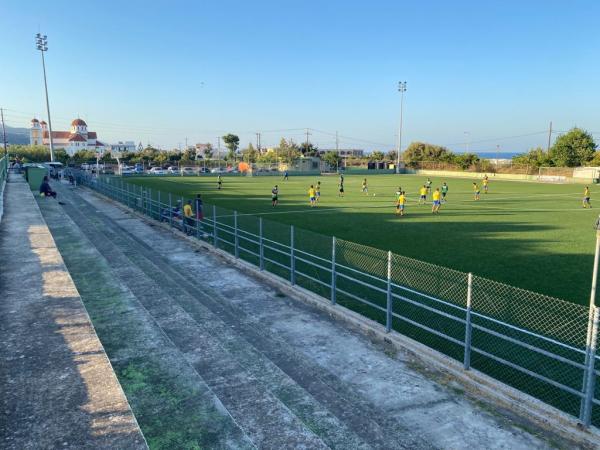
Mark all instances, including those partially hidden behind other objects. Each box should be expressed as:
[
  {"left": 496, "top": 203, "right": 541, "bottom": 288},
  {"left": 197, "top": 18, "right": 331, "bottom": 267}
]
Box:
[{"left": 110, "top": 141, "right": 136, "bottom": 153}]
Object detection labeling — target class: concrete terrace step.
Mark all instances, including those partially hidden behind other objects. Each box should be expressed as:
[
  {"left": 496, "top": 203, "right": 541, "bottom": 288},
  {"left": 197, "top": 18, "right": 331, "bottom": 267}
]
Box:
[
  {"left": 53, "top": 184, "right": 425, "bottom": 449},
  {"left": 0, "top": 175, "right": 146, "bottom": 449},
  {"left": 37, "top": 180, "right": 574, "bottom": 449}
]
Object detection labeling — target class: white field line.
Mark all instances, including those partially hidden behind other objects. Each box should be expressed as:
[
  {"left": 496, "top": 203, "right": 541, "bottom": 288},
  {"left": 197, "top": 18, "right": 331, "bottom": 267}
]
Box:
[{"left": 215, "top": 196, "right": 594, "bottom": 218}]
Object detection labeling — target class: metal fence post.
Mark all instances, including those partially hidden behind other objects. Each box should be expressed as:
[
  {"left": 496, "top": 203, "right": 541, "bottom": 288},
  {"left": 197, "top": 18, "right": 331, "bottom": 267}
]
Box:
[
  {"left": 331, "top": 236, "right": 336, "bottom": 304},
  {"left": 386, "top": 251, "right": 392, "bottom": 332},
  {"left": 148, "top": 187, "right": 152, "bottom": 217},
  {"left": 259, "top": 217, "right": 264, "bottom": 271},
  {"left": 464, "top": 273, "right": 473, "bottom": 370},
  {"left": 157, "top": 190, "right": 161, "bottom": 220},
  {"left": 580, "top": 230, "right": 600, "bottom": 420},
  {"left": 234, "top": 211, "right": 239, "bottom": 258},
  {"left": 168, "top": 193, "right": 173, "bottom": 227},
  {"left": 290, "top": 225, "right": 296, "bottom": 285},
  {"left": 582, "top": 306, "right": 599, "bottom": 426},
  {"left": 126, "top": 182, "right": 129, "bottom": 207},
  {"left": 213, "top": 205, "right": 218, "bottom": 248}
]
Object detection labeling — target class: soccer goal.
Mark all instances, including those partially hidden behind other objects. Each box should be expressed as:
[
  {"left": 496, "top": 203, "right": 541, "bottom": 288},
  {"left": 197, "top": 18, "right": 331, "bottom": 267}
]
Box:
[{"left": 536, "top": 167, "right": 573, "bottom": 183}]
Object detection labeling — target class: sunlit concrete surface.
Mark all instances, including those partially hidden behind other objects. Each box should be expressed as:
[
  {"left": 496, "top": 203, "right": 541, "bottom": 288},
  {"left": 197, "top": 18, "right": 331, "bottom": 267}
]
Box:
[{"left": 0, "top": 174, "right": 146, "bottom": 449}]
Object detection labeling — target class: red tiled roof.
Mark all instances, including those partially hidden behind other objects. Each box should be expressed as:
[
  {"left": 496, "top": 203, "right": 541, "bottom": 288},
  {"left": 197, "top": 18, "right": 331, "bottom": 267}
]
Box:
[
  {"left": 71, "top": 118, "right": 87, "bottom": 126},
  {"left": 87, "top": 132, "right": 97, "bottom": 139},
  {"left": 68, "top": 134, "right": 87, "bottom": 142},
  {"left": 43, "top": 131, "right": 72, "bottom": 139},
  {"left": 95, "top": 141, "right": 105, "bottom": 147}
]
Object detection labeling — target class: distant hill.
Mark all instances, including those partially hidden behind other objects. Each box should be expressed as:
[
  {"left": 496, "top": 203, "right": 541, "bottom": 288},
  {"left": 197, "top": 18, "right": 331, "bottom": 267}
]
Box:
[{"left": 2, "top": 125, "right": 30, "bottom": 145}]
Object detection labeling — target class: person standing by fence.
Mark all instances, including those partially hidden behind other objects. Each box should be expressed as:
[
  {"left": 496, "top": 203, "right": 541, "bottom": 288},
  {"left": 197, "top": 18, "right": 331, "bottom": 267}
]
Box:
[
  {"left": 195, "top": 194, "right": 204, "bottom": 221},
  {"left": 183, "top": 200, "right": 194, "bottom": 235},
  {"left": 271, "top": 185, "right": 279, "bottom": 207}
]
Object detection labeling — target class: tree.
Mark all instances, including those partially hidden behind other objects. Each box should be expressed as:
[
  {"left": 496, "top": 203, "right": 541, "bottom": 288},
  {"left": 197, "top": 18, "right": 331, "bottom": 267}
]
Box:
[
  {"left": 222, "top": 134, "right": 240, "bottom": 161},
  {"left": 512, "top": 147, "right": 553, "bottom": 168},
  {"left": 322, "top": 151, "right": 341, "bottom": 169},
  {"left": 298, "top": 141, "right": 318, "bottom": 157},
  {"left": 453, "top": 152, "right": 480, "bottom": 170},
  {"left": 276, "top": 138, "right": 300, "bottom": 164},
  {"left": 386, "top": 150, "right": 398, "bottom": 162},
  {"left": 371, "top": 151, "right": 385, "bottom": 161},
  {"left": 549, "top": 128, "right": 597, "bottom": 167},
  {"left": 241, "top": 142, "right": 258, "bottom": 163},
  {"left": 402, "top": 142, "right": 453, "bottom": 167},
  {"left": 203, "top": 143, "right": 214, "bottom": 160}
]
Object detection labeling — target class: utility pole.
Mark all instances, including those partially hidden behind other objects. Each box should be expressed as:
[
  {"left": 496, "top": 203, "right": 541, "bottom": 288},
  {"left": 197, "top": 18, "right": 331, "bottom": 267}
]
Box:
[
  {"left": 36, "top": 33, "right": 54, "bottom": 162},
  {"left": 305, "top": 128, "right": 311, "bottom": 149},
  {"left": 256, "top": 132, "right": 261, "bottom": 152},
  {"left": 1, "top": 108, "right": 7, "bottom": 157},
  {"left": 335, "top": 131, "right": 339, "bottom": 172},
  {"left": 547, "top": 121, "right": 553, "bottom": 153},
  {"left": 396, "top": 81, "right": 407, "bottom": 174},
  {"left": 185, "top": 137, "right": 188, "bottom": 151},
  {"left": 217, "top": 136, "right": 221, "bottom": 171}
]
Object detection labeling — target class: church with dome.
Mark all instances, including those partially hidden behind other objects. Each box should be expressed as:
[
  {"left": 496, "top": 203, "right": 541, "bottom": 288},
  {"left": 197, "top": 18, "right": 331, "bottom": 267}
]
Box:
[{"left": 29, "top": 118, "right": 105, "bottom": 156}]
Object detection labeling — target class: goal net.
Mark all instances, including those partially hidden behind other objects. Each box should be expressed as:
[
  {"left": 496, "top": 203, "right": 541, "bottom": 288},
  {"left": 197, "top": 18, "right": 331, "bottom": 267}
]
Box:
[{"left": 536, "top": 167, "right": 574, "bottom": 183}]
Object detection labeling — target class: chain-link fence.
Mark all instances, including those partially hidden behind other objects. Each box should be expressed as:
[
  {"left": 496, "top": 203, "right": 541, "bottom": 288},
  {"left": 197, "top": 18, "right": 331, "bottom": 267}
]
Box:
[{"left": 74, "top": 172, "right": 600, "bottom": 430}]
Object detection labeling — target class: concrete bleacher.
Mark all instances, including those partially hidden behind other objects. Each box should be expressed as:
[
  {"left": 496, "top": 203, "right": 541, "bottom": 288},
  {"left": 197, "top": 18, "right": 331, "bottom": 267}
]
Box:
[{"left": 0, "top": 173, "right": 146, "bottom": 449}]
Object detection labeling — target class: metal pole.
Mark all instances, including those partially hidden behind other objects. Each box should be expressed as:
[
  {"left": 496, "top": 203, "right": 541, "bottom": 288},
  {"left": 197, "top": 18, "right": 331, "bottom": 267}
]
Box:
[
  {"left": 580, "top": 229, "right": 600, "bottom": 419},
  {"left": 158, "top": 190, "right": 161, "bottom": 220},
  {"left": 259, "top": 217, "right": 264, "bottom": 271},
  {"left": 290, "top": 225, "right": 296, "bottom": 285},
  {"left": 234, "top": 211, "right": 239, "bottom": 258},
  {"left": 36, "top": 34, "right": 55, "bottom": 162},
  {"left": 213, "top": 205, "right": 218, "bottom": 248},
  {"left": 396, "top": 81, "right": 406, "bottom": 174},
  {"left": 582, "top": 307, "right": 599, "bottom": 426},
  {"left": 168, "top": 193, "right": 172, "bottom": 227},
  {"left": 148, "top": 187, "right": 152, "bottom": 218},
  {"left": 464, "top": 273, "right": 474, "bottom": 370},
  {"left": 386, "top": 251, "right": 392, "bottom": 332},
  {"left": 331, "top": 236, "right": 337, "bottom": 304},
  {"left": 1, "top": 108, "right": 7, "bottom": 157}
]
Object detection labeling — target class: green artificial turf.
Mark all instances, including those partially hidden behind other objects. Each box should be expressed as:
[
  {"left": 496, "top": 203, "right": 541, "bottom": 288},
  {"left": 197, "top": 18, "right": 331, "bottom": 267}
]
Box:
[{"left": 126, "top": 173, "right": 598, "bottom": 305}]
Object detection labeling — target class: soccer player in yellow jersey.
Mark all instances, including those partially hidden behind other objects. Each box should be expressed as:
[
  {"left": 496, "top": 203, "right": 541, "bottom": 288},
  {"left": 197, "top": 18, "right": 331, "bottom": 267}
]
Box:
[
  {"left": 482, "top": 177, "right": 489, "bottom": 194},
  {"left": 419, "top": 185, "right": 428, "bottom": 205},
  {"left": 583, "top": 186, "right": 592, "bottom": 208},
  {"left": 432, "top": 188, "right": 441, "bottom": 213},
  {"left": 362, "top": 178, "right": 368, "bottom": 195},
  {"left": 473, "top": 182, "right": 480, "bottom": 201},
  {"left": 308, "top": 185, "right": 317, "bottom": 207},
  {"left": 396, "top": 190, "right": 406, "bottom": 216}
]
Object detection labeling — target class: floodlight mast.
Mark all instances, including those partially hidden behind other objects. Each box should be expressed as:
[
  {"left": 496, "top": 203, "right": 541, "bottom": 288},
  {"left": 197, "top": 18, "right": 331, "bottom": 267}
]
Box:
[
  {"left": 396, "top": 81, "right": 407, "bottom": 174},
  {"left": 36, "top": 33, "right": 55, "bottom": 162}
]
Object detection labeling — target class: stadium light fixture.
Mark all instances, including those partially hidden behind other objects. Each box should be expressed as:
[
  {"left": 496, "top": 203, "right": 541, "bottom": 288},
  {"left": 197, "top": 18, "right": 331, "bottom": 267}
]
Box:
[
  {"left": 396, "top": 81, "right": 407, "bottom": 174},
  {"left": 35, "top": 32, "right": 54, "bottom": 161}
]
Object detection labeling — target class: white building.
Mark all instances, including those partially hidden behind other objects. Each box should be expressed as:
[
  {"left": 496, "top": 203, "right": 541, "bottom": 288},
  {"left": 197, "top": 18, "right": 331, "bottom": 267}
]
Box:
[
  {"left": 30, "top": 118, "right": 106, "bottom": 156},
  {"left": 110, "top": 141, "right": 136, "bottom": 153}
]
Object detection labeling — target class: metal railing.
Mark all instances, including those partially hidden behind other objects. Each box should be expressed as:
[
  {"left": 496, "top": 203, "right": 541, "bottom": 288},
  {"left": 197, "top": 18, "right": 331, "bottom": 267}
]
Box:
[
  {"left": 74, "top": 172, "right": 600, "bottom": 429},
  {"left": 0, "top": 155, "right": 7, "bottom": 187}
]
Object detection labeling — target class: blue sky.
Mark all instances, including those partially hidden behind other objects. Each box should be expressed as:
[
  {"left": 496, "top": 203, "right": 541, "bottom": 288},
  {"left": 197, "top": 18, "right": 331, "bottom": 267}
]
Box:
[{"left": 1, "top": 0, "right": 599, "bottom": 152}]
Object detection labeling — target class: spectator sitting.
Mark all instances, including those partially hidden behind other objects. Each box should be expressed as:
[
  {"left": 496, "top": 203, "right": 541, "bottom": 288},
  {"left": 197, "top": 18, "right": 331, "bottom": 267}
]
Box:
[{"left": 39, "top": 176, "right": 57, "bottom": 199}]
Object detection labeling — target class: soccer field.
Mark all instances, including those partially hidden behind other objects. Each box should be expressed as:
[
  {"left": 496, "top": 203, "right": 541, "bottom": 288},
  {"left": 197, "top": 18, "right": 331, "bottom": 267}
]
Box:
[{"left": 127, "top": 173, "right": 599, "bottom": 305}]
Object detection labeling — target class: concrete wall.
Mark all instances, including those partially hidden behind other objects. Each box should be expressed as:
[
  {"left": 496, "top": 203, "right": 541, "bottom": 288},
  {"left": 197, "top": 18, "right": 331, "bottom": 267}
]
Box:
[{"left": 405, "top": 168, "right": 596, "bottom": 185}]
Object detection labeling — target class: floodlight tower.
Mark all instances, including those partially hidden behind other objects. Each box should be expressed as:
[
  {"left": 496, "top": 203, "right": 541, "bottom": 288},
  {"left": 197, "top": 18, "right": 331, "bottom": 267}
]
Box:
[
  {"left": 36, "top": 33, "right": 55, "bottom": 162},
  {"left": 396, "top": 81, "right": 407, "bottom": 174}
]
